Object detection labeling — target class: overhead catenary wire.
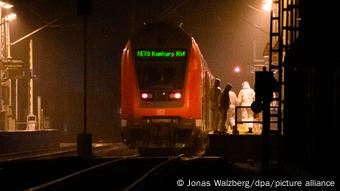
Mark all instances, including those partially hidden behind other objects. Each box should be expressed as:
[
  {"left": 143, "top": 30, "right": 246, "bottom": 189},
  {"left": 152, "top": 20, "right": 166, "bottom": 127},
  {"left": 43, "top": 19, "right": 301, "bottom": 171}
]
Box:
[{"left": 10, "top": 15, "right": 64, "bottom": 46}]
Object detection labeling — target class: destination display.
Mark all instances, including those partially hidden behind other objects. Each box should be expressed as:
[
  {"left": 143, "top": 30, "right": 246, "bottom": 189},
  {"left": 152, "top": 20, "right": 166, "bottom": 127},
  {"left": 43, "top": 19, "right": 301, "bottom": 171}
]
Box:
[{"left": 135, "top": 50, "right": 186, "bottom": 59}]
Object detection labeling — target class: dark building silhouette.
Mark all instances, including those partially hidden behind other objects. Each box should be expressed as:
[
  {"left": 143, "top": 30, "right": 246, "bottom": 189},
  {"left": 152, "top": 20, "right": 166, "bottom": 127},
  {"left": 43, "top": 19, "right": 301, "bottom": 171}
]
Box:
[{"left": 284, "top": 1, "right": 339, "bottom": 177}]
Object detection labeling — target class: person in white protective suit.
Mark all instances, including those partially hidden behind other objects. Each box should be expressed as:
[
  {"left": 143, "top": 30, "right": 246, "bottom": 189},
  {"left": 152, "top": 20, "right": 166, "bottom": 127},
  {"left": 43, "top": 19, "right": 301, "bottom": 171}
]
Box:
[
  {"left": 227, "top": 86, "right": 239, "bottom": 134},
  {"left": 238, "top": 81, "right": 255, "bottom": 133}
]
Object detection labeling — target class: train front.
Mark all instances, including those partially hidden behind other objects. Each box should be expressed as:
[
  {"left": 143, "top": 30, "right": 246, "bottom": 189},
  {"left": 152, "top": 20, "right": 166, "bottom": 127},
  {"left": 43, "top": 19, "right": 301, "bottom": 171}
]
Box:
[{"left": 121, "top": 22, "right": 205, "bottom": 153}]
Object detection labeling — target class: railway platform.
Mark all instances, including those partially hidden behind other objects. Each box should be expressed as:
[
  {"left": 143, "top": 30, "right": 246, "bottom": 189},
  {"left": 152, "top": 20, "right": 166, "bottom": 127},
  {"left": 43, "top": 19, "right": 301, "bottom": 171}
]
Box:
[
  {"left": 0, "top": 129, "right": 61, "bottom": 154},
  {"left": 206, "top": 130, "right": 278, "bottom": 161}
]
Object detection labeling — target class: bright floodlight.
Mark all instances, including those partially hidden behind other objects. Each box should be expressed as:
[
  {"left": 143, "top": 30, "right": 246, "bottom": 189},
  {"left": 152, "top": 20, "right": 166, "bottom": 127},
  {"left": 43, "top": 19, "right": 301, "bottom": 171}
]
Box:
[
  {"left": 4, "top": 13, "right": 16, "bottom": 21},
  {"left": 262, "top": 0, "right": 272, "bottom": 12},
  {"left": 234, "top": 66, "right": 240, "bottom": 73},
  {"left": 0, "top": 1, "right": 13, "bottom": 9}
]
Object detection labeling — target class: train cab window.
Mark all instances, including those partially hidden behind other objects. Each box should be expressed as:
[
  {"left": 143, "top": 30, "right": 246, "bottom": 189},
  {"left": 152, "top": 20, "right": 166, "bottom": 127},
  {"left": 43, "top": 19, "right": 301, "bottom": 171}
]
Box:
[{"left": 136, "top": 61, "right": 186, "bottom": 90}]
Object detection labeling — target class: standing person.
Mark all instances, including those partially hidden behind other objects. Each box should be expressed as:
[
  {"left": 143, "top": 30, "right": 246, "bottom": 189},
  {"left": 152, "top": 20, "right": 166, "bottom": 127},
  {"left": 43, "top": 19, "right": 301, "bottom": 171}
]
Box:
[
  {"left": 227, "top": 85, "right": 239, "bottom": 134},
  {"left": 211, "top": 79, "right": 222, "bottom": 132},
  {"left": 238, "top": 81, "right": 255, "bottom": 133},
  {"left": 218, "top": 83, "right": 232, "bottom": 132}
]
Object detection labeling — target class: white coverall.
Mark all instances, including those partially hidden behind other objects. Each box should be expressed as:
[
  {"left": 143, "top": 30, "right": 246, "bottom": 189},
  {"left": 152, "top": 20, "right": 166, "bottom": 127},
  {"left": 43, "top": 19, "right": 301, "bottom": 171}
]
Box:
[
  {"left": 238, "top": 81, "right": 255, "bottom": 131},
  {"left": 227, "top": 90, "right": 238, "bottom": 129}
]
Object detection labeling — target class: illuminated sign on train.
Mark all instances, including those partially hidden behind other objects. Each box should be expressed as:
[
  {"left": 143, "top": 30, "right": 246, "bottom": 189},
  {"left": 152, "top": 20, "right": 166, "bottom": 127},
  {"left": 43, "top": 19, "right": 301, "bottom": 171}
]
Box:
[{"left": 136, "top": 50, "right": 186, "bottom": 58}]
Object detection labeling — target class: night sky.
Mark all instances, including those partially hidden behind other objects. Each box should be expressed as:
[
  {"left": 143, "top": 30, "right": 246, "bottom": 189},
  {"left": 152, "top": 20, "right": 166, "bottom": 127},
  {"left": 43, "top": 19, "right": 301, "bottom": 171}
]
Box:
[{"left": 7, "top": 0, "right": 269, "bottom": 140}]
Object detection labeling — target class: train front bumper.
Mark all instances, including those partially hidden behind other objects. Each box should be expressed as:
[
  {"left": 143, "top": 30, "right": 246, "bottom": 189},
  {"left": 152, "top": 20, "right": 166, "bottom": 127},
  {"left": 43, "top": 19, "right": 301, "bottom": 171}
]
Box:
[{"left": 121, "top": 117, "right": 197, "bottom": 148}]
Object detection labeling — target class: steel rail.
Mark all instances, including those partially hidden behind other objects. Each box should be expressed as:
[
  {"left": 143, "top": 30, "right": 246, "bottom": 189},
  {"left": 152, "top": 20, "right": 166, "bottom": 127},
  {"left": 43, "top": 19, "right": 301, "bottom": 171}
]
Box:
[
  {"left": 124, "top": 154, "right": 184, "bottom": 191},
  {"left": 25, "top": 154, "right": 139, "bottom": 191}
]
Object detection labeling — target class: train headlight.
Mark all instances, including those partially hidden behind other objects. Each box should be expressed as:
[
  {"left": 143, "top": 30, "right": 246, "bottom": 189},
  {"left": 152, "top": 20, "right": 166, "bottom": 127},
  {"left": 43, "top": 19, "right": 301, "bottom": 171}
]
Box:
[
  {"left": 174, "top": 92, "right": 181, "bottom": 99},
  {"left": 141, "top": 92, "right": 153, "bottom": 99},
  {"left": 169, "top": 92, "right": 181, "bottom": 99}
]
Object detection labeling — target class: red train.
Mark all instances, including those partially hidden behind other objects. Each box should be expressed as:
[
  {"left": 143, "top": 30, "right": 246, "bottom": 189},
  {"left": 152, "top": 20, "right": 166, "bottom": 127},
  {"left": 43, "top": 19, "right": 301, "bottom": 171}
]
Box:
[{"left": 120, "top": 22, "right": 219, "bottom": 154}]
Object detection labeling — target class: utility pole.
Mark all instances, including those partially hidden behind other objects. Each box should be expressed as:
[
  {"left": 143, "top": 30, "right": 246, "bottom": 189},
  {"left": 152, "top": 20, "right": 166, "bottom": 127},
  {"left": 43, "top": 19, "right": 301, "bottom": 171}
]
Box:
[
  {"left": 26, "top": 39, "right": 36, "bottom": 131},
  {"left": 37, "top": 96, "right": 41, "bottom": 129},
  {"left": 0, "top": 9, "right": 17, "bottom": 131},
  {"left": 77, "top": 0, "right": 92, "bottom": 159},
  {"left": 252, "top": 68, "right": 277, "bottom": 176}
]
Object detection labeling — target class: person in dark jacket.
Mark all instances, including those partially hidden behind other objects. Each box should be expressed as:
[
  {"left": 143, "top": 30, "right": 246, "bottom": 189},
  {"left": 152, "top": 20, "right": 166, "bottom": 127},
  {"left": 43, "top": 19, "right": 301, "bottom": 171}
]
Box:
[
  {"left": 211, "top": 79, "right": 222, "bottom": 132},
  {"left": 218, "top": 83, "right": 232, "bottom": 132}
]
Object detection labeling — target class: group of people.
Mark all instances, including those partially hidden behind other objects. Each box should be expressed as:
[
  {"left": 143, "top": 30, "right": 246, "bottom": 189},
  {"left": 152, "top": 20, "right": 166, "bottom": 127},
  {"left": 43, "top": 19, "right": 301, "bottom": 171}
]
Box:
[{"left": 212, "top": 80, "right": 256, "bottom": 134}]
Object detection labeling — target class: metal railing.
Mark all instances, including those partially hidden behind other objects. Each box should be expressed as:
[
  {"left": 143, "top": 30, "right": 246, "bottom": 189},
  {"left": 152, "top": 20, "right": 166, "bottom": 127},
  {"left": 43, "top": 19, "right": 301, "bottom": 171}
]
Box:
[{"left": 235, "top": 105, "right": 279, "bottom": 134}]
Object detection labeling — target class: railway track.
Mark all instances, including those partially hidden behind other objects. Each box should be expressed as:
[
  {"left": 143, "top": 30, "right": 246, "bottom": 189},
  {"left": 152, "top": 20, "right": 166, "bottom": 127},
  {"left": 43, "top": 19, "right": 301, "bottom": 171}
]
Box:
[
  {"left": 16, "top": 154, "right": 185, "bottom": 191},
  {"left": 0, "top": 142, "right": 129, "bottom": 162},
  {"left": 1, "top": 153, "right": 279, "bottom": 191},
  {"left": 0, "top": 147, "right": 77, "bottom": 162},
  {"left": 2, "top": 143, "right": 242, "bottom": 191}
]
